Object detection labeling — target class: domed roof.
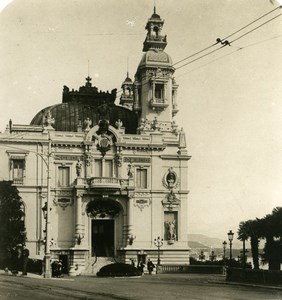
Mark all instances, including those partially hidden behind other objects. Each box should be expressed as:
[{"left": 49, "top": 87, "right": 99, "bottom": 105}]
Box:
[
  {"left": 31, "top": 102, "right": 138, "bottom": 133},
  {"left": 30, "top": 78, "right": 138, "bottom": 133},
  {"left": 138, "top": 50, "right": 173, "bottom": 68}
]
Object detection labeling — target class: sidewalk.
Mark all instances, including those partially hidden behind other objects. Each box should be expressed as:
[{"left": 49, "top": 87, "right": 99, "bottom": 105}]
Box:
[{"left": 0, "top": 269, "right": 74, "bottom": 281}]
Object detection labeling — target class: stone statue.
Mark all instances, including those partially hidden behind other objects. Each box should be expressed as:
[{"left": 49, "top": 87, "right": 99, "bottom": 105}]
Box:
[
  {"left": 76, "top": 159, "right": 82, "bottom": 177},
  {"left": 127, "top": 163, "right": 134, "bottom": 178},
  {"left": 167, "top": 220, "right": 176, "bottom": 240},
  {"left": 84, "top": 118, "right": 92, "bottom": 131},
  {"left": 115, "top": 119, "right": 123, "bottom": 129}
]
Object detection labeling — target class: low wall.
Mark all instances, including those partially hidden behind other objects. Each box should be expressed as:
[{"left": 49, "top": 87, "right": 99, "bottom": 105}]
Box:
[
  {"left": 227, "top": 268, "right": 282, "bottom": 284},
  {"left": 160, "top": 265, "right": 224, "bottom": 275}
]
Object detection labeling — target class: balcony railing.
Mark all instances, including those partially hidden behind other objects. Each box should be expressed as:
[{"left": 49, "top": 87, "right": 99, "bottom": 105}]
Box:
[
  {"left": 13, "top": 178, "right": 24, "bottom": 185},
  {"left": 150, "top": 98, "right": 168, "bottom": 109},
  {"left": 89, "top": 177, "right": 121, "bottom": 189}
]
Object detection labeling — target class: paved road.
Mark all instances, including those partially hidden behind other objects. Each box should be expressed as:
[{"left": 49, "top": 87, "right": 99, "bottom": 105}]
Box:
[{"left": 0, "top": 273, "right": 282, "bottom": 300}]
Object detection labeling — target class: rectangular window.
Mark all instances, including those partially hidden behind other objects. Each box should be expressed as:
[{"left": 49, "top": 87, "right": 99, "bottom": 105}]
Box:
[
  {"left": 136, "top": 168, "right": 147, "bottom": 189},
  {"left": 104, "top": 160, "right": 113, "bottom": 177},
  {"left": 58, "top": 166, "right": 70, "bottom": 187},
  {"left": 155, "top": 84, "right": 163, "bottom": 99},
  {"left": 94, "top": 160, "right": 102, "bottom": 177},
  {"left": 12, "top": 159, "right": 24, "bottom": 184}
]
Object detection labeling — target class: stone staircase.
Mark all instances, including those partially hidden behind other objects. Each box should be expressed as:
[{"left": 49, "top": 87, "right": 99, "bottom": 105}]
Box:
[{"left": 81, "top": 256, "right": 115, "bottom": 276}]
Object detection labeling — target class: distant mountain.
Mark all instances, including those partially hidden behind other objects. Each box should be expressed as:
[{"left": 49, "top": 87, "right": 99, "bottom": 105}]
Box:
[
  {"left": 188, "top": 241, "right": 209, "bottom": 249},
  {"left": 188, "top": 234, "right": 242, "bottom": 249}
]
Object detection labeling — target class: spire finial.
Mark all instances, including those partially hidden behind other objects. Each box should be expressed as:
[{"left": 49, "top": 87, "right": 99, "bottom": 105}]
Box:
[
  {"left": 88, "top": 59, "right": 90, "bottom": 77},
  {"left": 127, "top": 56, "right": 129, "bottom": 78},
  {"left": 154, "top": 0, "right": 156, "bottom": 14}
]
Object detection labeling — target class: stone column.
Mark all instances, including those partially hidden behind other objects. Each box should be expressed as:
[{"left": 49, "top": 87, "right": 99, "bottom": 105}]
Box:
[
  {"left": 126, "top": 193, "right": 135, "bottom": 246},
  {"left": 75, "top": 193, "right": 84, "bottom": 246}
]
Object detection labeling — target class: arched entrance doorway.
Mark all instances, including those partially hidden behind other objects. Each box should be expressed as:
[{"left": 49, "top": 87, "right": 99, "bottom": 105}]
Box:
[
  {"left": 92, "top": 219, "right": 114, "bottom": 257},
  {"left": 86, "top": 198, "right": 122, "bottom": 258}
]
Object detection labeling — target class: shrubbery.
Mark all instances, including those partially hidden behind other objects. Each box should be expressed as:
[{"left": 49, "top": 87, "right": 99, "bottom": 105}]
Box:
[{"left": 97, "top": 263, "right": 141, "bottom": 277}]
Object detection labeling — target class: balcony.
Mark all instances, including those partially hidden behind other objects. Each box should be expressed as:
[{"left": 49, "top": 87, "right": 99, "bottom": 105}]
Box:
[
  {"left": 150, "top": 98, "right": 168, "bottom": 110},
  {"left": 89, "top": 177, "right": 122, "bottom": 190}
]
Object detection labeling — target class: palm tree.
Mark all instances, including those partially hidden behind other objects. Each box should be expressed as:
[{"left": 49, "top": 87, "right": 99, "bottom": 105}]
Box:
[
  {"left": 260, "top": 207, "right": 282, "bottom": 270},
  {"left": 238, "top": 219, "right": 260, "bottom": 269}
]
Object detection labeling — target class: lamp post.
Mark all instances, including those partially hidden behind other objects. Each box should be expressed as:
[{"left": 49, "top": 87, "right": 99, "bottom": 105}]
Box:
[
  {"left": 227, "top": 230, "right": 234, "bottom": 265},
  {"left": 199, "top": 251, "right": 205, "bottom": 262},
  {"left": 154, "top": 236, "right": 163, "bottom": 266},
  {"left": 40, "top": 138, "right": 52, "bottom": 279},
  {"left": 209, "top": 250, "right": 216, "bottom": 262}
]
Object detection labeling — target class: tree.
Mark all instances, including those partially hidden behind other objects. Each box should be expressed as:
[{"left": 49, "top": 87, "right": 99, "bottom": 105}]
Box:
[
  {"left": 238, "top": 219, "right": 260, "bottom": 269},
  {"left": 0, "top": 181, "right": 26, "bottom": 262},
  {"left": 260, "top": 207, "right": 282, "bottom": 270},
  {"left": 238, "top": 207, "right": 282, "bottom": 271}
]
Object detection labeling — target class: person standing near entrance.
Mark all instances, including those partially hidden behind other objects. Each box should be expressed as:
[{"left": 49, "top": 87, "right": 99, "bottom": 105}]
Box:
[{"left": 21, "top": 245, "right": 29, "bottom": 276}]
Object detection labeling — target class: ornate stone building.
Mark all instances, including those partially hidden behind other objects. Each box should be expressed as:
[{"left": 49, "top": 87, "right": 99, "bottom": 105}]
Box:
[{"left": 0, "top": 7, "right": 191, "bottom": 275}]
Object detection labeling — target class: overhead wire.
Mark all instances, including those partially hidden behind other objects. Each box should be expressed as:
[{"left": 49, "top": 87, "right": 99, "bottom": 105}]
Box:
[
  {"left": 175, "top": 11, "right": 282, "bottom": 71},
  {"left": 173, "top": 6, "right": 281, "bottom": 67}
]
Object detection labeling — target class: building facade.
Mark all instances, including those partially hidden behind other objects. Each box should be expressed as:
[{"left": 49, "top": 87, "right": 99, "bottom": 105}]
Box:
[{"left": 0, "top": 8, "right": 191, "bottom": 275}]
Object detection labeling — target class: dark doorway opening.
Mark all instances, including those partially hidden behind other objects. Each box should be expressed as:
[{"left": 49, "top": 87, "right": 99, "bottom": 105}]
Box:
[
  {"left": 92, "top": 219, "right": 114, "bottom": 257},
  {"left": 59, "top": 255, "right": 68, "bottom": 274}
]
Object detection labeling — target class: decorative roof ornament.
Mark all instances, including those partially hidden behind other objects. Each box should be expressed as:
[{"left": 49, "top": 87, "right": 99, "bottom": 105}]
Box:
[
  {"left": 179, "top": 128, "right": 186, "bottom": 149},
  {"left": 43, "top": 110, "right": 55, "bottom": 130}
]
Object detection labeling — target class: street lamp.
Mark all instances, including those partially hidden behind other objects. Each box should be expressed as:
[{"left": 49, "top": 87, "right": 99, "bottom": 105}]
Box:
[
  {"left": 39, "top": 137, "right": 52, "bottom": 279},
  {"left": 42, "top": 200, "right": 51, "bottom": 278},
  {"left": 227, "top": 230, "right": 234, "bottom": 263},
  {"left": 154, "top": 236, "right": 163, "bottom": 266},
  {"left": 209, "top": 250, "right": 216, "bottom": 262},
  {"left": 199, "top": 251, "right": 205, "bottom": 262},
  {"left": 222, "top": 241, "right": 227, "bottom": 264}
]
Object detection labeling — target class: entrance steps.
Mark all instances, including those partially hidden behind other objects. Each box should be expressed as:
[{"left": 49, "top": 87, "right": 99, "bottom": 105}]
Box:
[{"left": 81, "top": 256, "right": 115, "bottom": 276}]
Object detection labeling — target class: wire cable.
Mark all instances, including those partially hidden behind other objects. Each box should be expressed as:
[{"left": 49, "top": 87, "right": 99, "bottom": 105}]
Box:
[
  {"left": 173, "top": 6, "right": 281, "bottom": 67},
  {"left": 229, "top": 13, "right": 282, "bottom": 44}
]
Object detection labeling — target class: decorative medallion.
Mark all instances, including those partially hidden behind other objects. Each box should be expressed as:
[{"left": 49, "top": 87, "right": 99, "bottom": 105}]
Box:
[
  {"left": 97, "top": 135, "right": 111, "bottom": 156},
  {"left": 162, "top": 167, "right": 178, "bottom": 189}
]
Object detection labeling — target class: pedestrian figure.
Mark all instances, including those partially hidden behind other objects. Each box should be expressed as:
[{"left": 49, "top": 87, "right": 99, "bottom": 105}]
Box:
[
  {"left": 137, "top": 261, "right": 145, "bottom": 275},
  {"left": 131, "top": 258, "right": 135, "bottom": 267},
  {"left": 10, "top": 245, "right": 21, "bottom": 275},
  {"left": 147, "top": 259, "right": 155, "bottom": 275},
  {"left": 51, "top": 260, "right": 59, "bottom": 277},
  {"left": 21, "top": 245, "right": 29, "bottom": 276}
]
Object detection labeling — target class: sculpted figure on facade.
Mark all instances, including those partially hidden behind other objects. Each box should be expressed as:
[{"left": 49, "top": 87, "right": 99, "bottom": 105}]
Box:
[
  {"left": 167, "top": 220, "right": 176, "bottom": 240},
  {"left": 84, "top": 118, "right": 92, "bottom": 131},
  {"left": 76, "top": 159, "right": 82, "bottom": 177},
  {"left": 115, "top": 119, "right": 123, "bottom": 129},
  {"left": 127, "top": 163, "right": 134, "bottom": 178}
]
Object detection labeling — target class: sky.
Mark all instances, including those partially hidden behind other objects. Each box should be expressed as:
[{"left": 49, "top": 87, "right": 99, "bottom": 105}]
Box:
[{"left": 0, "top": 0, "right": 282, "bottom": 243}]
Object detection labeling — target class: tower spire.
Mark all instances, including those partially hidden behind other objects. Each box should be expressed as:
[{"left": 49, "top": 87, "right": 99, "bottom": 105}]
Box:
[{"left": 143, "top": 4, "right": 167, "bottom": 52}]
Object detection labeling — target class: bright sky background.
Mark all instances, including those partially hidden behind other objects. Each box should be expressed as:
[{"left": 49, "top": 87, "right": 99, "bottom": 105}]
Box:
[{"left": 0, "top": 0, "right": 282, "bottom": 242}]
